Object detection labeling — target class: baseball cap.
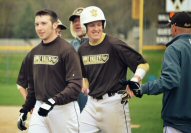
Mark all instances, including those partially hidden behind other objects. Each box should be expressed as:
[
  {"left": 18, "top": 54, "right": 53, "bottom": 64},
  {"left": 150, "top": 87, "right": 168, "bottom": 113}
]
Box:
[
  {"left": 168, "top": 12, "right": 191, "bottom": 28},
  {"left": 57, "top": 19, "right": 67, "bottom": 30},
  {"left": 69, "top": 7, "right": 84, "bottom": 21}
]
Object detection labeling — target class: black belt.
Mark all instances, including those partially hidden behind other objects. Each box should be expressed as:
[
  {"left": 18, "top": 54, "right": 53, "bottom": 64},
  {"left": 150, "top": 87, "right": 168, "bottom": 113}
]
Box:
[{"left": 93, "top": 92, "right": 116, "bottom": 100}]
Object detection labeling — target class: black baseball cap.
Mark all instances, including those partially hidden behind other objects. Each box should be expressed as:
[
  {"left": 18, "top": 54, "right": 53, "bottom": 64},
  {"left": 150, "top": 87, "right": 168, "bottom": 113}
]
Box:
[
  {"left": 57, "top": 19, "right": 67, "bottom": 30},
  {"left": 168, "top": 12, "right": 191, "bottom": 28},
  {"left": 69, "top": 7, "right": 84, "bottom": 21}
]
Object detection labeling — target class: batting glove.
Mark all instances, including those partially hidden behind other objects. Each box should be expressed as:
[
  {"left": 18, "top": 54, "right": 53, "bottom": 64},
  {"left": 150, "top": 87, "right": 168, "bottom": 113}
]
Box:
[
  {"left": 38, "top": 98, "right": 55, "bottom": 117},
  {"left": 17, "top": 108, "right": 28, "bottom": 131},
  {"left": 129, "top": 80, "right": 142, "bottom": 98},
  {"left": 120, "top": 79, "right": 142, "bottom": 98}
]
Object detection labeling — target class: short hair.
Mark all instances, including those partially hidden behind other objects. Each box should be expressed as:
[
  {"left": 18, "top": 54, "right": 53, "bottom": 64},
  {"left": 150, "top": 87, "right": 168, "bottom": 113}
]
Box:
[{"left": 35, "top": 9, "right": 58, "bottom": 23}]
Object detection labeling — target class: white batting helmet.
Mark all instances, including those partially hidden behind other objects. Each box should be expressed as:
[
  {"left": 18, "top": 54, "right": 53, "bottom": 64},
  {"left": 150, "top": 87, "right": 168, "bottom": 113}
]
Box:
[{"left": 80, "top": 6, "right": 106, "bottom": 28}]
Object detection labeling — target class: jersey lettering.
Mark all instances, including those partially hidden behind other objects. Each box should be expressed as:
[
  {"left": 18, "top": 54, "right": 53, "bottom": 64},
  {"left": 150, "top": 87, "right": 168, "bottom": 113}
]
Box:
[
  {"left": 34, "top": 55, "right": 58, "bottom": 65},
  {"left": 82, "top": 54, "right": 109, "bottom": 65}
]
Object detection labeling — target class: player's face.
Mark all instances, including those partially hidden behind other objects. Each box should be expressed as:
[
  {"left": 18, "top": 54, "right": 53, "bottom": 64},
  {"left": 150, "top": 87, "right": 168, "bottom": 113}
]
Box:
[
  {"left": 72, "top": 17, "right": 84, "bottom": 38},
  {"left": 35, "top": 15, "right": 57, "bottom": 43},
  {"left": 87, "top": 21, "right": 103, "bottom": 43}
]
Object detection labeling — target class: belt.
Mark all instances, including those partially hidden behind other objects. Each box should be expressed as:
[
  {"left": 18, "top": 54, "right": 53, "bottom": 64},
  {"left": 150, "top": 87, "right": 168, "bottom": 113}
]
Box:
[{"left": 93, "top": 92, "right": 116, "bottom": 100}]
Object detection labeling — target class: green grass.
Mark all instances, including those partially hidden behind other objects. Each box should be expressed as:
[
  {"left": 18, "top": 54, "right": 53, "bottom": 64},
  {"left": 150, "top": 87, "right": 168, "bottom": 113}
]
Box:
[
  {"left": 130, "top": 50, "right": 164, "bottom": 132},
  {"left": 130, "top": 95, "right": 163, "bottom": 133},
  {"left": 0, "top": 51, "right": 27, "bottom": 105},
  {"left": 0, "top": 52, "right": 27, "bottom": 84},
  {"left": 0, "top": 50, "right": 165, "bottom": 132},
  {"left": 143, "top": 50, "right": 164, "bottom": 83},
  {"left": 0, "top": 84, "right": 24, "bottom": 105}
]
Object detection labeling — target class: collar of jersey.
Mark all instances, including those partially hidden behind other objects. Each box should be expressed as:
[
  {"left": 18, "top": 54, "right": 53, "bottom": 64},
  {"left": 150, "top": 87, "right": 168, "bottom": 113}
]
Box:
[
  {"left": 41, "top": 36, "right": 59, "bottom": 46},
  {"left": 89, "top": 33, "right": 106, "bottom": 46}
]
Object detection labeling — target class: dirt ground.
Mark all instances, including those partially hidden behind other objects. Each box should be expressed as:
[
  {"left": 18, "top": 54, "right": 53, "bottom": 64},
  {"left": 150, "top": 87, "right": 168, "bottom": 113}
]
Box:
[
  {"left": 0, "top": 106, "right": 140, "bottom": 133},
  {"left": 0, "top": 106, "right": 27, "bottom": 133}
]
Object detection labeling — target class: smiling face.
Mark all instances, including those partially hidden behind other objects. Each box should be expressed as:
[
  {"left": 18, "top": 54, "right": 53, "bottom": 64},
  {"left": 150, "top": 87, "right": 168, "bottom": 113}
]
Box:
[
  {"left": 35, "top": 15, "right": 57, "bottom": 43},
  {"left": 86, "top": 20, "right": 103, "bottom": 43},
  {"left": 72, "top": 16, "right": 84, "bottom": 38}
]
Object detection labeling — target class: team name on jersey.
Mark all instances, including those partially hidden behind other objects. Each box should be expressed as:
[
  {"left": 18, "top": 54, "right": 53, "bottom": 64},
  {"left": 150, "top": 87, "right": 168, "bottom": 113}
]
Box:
[
  {"left": 34, "top": 55, "right": 58, "bottom": 65},
  {"left": 82, "top": 54, "right": 109, "bottom": 65}
]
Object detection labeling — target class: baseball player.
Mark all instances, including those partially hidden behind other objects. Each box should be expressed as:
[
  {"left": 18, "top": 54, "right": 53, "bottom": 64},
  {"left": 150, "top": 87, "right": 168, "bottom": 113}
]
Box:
[
  {"left": 17, "top": 9, "right": 82, "bottom": 133},
  {"left": 78, "top": 6, "right": 149, "bottom": 133},
  {"left": 16, "top": 19, "right": 66, "bottom": 100},
  {"left": 69, "top": 7, "right": 88, "bottom": 112}
]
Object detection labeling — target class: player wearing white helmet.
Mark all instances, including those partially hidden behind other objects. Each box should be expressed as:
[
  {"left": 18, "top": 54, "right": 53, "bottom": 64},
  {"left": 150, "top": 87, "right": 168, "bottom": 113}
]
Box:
[{"left": 78, "top": 6, "right": 149, "bottom": 133}]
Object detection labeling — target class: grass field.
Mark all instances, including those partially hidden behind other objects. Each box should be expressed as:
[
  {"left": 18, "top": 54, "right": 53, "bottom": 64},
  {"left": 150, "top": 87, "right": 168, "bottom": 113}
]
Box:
[
  {"left": 0, "top": 50, "right": 165, "bottom": 132},
  {"left": 131, "top": 50, "right": 164, "bottom": 133},
  {"left": 0, "top": 52, "right": 27, "bottom": 105}
]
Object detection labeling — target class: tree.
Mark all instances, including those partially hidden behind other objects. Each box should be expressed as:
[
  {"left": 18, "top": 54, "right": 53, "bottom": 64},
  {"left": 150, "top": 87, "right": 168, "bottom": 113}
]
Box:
[
  {"left": 0, "top": 0, "right": 18, "bottom": 38},
  {"left": 14, "top": 3, "right": 36, "bottom": 39},
  {"left": 0, "top": 0, "right": 166, "bottom": 39}
]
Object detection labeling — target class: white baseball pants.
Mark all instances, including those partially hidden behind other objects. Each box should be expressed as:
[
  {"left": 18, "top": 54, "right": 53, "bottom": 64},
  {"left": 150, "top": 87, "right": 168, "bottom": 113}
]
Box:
[
  {"left": 28, "top": 100, "right": 80, "bottom": 133},
  {"left": 79, "top": 93, "right": 131, "bottom": 133}
]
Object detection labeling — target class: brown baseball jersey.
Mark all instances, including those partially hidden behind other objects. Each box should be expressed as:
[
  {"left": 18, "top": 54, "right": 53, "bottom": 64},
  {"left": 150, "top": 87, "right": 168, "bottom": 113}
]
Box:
[
  {"left": 17, "top": 53, "right": 29, "bottom": 89},
  {"left": 78, "top": 34, "right": 147, "bottom": 98},
  {"left": 23, "top": 37, "right": 82, "bottom": 111}
]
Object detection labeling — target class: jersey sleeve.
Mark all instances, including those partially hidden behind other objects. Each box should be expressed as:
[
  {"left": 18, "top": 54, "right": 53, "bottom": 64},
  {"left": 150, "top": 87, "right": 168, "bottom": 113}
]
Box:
[
  {"left": 16, "top": 54, "right": 29, "bottom": 88},
  {"left": 21, "top": 51, "right": 36, "bottom": 112},
  {"left": 63, "top": 47, "right": 82, "bottom": 80},
  {"left": 112, "top": 39, "right": 147, "bottom": 73},
  {"left": 53, "top": 48, "right": 82, "bottom": 105}
]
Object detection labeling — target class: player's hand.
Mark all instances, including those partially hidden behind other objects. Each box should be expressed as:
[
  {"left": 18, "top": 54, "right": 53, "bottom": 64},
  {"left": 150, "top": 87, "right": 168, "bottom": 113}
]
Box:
[
  {"left": 17, "top": 108, "right": 28, "bottom": 131},
  {"left": 118, "top": 90, "right": 131, "bottom": 105},
  {"left": 30, "top": 108, "right": 34, "bottom": 114},
  {"left": 82, "top": 88, "right": 89, "bottom": 95},
  {"left": 127, "top": 80, "right": 142, "bottom": 98},
  {"left": 38, "top": 98, "right": 55, "bottom": 117},
  {"left": 120, "top": 79, "right": 142, "bottom": 98},
  {"left": 82, "top": 78, "right": 89, "bottom": 95},
  {"left": 126, "top": 86, "right": 135, "bottom": 97}
]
